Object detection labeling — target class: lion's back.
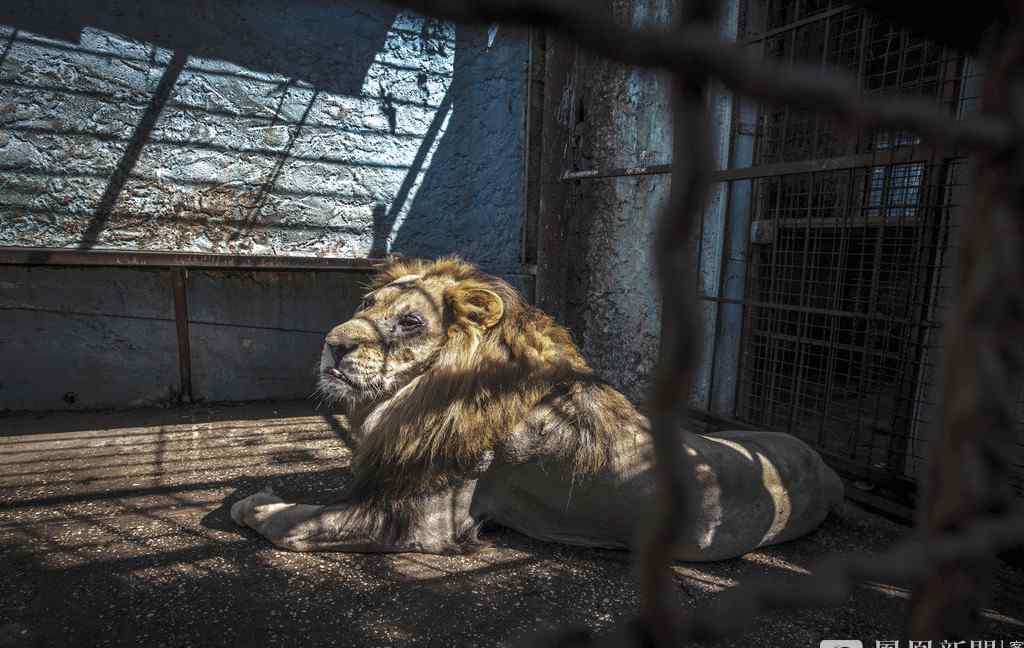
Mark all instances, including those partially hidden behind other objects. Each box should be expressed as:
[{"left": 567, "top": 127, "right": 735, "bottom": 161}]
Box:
[{"left": 469, "top": 378, "right": 656, "bottom": 548}]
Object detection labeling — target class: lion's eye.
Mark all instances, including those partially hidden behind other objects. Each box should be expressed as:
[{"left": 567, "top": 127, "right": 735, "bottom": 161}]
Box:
[{"left": 398, "top": 312, "right": 425, "bottom": 330}]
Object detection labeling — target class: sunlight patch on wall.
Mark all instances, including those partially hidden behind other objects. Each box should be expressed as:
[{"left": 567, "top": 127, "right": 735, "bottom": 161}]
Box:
[{"left": 0, "top": 11, "right": 456, "bottom": 258}]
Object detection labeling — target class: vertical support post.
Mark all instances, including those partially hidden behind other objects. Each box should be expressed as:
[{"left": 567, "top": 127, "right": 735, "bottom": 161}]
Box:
[
  {"left": 908, "top": 18, "right": 1024, "bottom": 640},
  {"left": 691, "top": 0, "right": 741, "bottom": 409},
  {"left": 171, "top": 268, "right": 193, "bottom": 404},
  {"left": 534, "top": 32, "right": 578, "bottom": 318},
  {"left": 521, "top": 25, "right": 547, "bottom": 270},
  {"left": 711, "top": 94, "right": 757, "bottom": 416},
  {"left": 636, "top": 0, "right": 717, "bottom": 645}
]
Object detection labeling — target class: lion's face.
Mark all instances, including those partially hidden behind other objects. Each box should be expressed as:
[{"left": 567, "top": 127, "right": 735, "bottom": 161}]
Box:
[{"left": 317, "top": 273, "right": 448, "bottom": 407}]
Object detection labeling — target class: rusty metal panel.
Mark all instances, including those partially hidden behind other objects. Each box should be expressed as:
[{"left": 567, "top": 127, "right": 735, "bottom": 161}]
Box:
[{"left": 0, "top": 265, "right": 181, "bottom": 411}]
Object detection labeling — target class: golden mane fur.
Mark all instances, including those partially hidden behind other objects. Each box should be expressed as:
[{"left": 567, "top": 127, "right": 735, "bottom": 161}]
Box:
[{"left": 346, "top": 257, "right": 628, "bottom": 502}]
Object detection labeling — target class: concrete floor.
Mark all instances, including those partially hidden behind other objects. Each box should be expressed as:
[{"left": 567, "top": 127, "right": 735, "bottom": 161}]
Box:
[{"left": 1, "top": 402, "right": 1023, "bottom": 648}]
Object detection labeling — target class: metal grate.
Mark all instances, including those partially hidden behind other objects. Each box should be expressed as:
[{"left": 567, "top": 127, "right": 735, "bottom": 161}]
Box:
[
  {"left": 729, "top": 0, "right": 986, "bottom": 498},
  {"left": 754, "top": 6, "right": 961, "bottom": 166},
  {"left": 737, "top": 160, "right": 962, "bottom": 483}
]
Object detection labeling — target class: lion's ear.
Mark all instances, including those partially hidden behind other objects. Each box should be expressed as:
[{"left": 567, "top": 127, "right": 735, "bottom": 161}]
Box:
[{"left": 449, "top": 286, "right": 504, "bottom": 329}]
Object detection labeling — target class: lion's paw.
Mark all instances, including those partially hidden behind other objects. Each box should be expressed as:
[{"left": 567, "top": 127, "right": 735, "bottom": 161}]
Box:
[{"left": 230, "top": 486, "right": 282, "bottom": 527}]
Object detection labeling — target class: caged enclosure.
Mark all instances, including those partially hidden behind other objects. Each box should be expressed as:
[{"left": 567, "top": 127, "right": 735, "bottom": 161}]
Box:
[{"left": 1, "top": 0, "right": 1024, "bottom": 647}]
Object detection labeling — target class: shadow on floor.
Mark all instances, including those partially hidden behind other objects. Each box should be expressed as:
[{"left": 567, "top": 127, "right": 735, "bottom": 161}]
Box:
[{"left": 1, "top": 402, "right": 1023, "bottom": 647}]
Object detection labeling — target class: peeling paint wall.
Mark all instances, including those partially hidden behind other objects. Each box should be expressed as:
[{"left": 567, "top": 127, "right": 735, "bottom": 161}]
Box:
[
  {"left": 565, "top": 0, "right": 674, "bottom": 405},
  {"left": 0, "top": 0, "right": 527, "bottom": 275},
  {"left": 562, "top": 0, "right": 736, "bottom": 407}
]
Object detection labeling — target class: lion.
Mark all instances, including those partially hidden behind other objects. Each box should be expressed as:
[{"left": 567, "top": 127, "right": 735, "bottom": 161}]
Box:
[{"left": 230, "top": 257, "right": 843, "bottom": 560}]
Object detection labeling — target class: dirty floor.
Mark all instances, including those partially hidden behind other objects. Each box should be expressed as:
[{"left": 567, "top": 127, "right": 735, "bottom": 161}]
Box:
[{"left": 1, "top": 402, "right": 1023, "bottom": 648}]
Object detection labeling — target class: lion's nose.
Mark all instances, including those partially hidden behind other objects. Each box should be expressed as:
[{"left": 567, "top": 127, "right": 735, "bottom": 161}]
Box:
[{"left": 327, "top": 340, "right": 356, "bottom": 366}]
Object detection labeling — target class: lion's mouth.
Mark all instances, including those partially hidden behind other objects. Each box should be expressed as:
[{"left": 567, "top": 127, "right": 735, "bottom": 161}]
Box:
[{"left": 324, "top": 368, "right": 360, "bottom": 390}]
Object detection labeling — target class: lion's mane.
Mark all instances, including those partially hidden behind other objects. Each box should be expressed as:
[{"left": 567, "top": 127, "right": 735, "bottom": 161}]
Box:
[{"left": 345, "top": 257, "right": 631, "bottom": 504}]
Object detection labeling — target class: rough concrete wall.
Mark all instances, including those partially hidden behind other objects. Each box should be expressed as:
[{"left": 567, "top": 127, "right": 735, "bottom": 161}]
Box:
[
  {"left": 0, "top": 265, "right": 180, "bottom": 411},
  {"left": 0, "top": 1, "right": 527, "bottom": 275},
  {"left": 565, "top": 0, "right": 674, "bottom": 405},
  {"left": 563, "top": 0, "right": 739, "bottom": 407}
]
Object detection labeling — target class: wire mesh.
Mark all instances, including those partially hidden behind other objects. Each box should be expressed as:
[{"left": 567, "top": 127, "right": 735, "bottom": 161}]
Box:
[
  {"left": 711, "top": 0, "right": 1024, "bottom": 502},
  {"left": 737, "top": 161, "right": 961, "bottom": 484}
]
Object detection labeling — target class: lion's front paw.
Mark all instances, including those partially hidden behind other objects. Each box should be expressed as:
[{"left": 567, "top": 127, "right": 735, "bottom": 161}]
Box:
[{"left": 230, "top": 486, "right": 282, "bottom": 528}]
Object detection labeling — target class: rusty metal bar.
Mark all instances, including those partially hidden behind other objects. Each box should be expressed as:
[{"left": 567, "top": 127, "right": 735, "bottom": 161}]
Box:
[
  {"left": 635, "top": 0, "right": 718, "bottom": 644},
  {"left": 170, "top": 268, "right": 193, "bottom": 404},
  {"left": 560, "top": 163, "right": 673, "bottom": 181},
  {"left": 560, "top": 146, "right": 959, "bottom": 183},
  {"left": 750, "top": 214, "right": 925, "bottom": 228},
  {"left": 0, "top": 246, "right": 383, "bottom": 271}
]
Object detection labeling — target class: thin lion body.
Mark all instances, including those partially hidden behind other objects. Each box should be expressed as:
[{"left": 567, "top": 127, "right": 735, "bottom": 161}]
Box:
[{"left": 231, "top": 257, "right": 843, "bottom": 560}]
